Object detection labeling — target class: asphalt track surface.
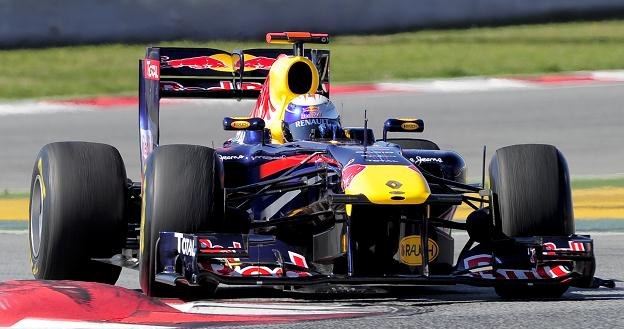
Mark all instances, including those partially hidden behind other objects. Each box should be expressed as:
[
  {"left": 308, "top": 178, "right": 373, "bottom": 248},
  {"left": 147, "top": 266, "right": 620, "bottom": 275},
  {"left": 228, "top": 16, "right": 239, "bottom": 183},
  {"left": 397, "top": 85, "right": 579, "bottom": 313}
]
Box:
[
  {"left": 1, "top": 232, "right": 622, "bottom": 328},
  {"left": 1, "top": 84, "right": 623, "bottom": 327},
  {"left": 1, "top": 82, "right": 624, "bottom": 190}
]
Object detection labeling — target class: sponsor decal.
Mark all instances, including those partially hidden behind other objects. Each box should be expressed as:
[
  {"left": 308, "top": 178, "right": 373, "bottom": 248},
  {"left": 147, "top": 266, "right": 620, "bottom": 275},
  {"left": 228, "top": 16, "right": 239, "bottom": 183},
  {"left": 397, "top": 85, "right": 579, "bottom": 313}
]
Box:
[
  {"left": 235, "top": 56, "right": 276, "bottom": 71},
  {"left": 356, "top": 148, "right": 402, "bottom": 164},
  {"left": 165, "top": 55, "right": 230, "bottom": 70},
  {"left": 163, "top": 54, "right": 276, "bottom": 72},
  {"left": 385, "top": 180, "right": 402, "bottom": 189},
  {"left": 231, "top": 120, "right": 251, "bottom": 129},
  {"left": 259, "top": 154, "right": 339, "bottom": 178},
  {"left": 401, "top": 122, "right": 419, "bottom": 131},
  {"left": 250, "top": 155, "right": 286, "bottom": 161},
  {"left": 300, "top": 106, "right": 321, "bottom": 119},
  {"left": 410, "top": 156, "right": 443, "bottom": 165},
  {"left": 294, "top": 118, "right": 332, "bottom": 128},
  {"left": 249, "top": 74, "right": 278, "bottom": 122},
  {"left": 399, "top": 235, "right": 439, "bottom": 266},
  {"left": 543, "top": 241, "right": 586, "bottom": 255},
  {"left": 341, "top": 164, "right": 366, "bottom": 189},
  {"left": 143, "top": 59, "right": 160, "bottom": 80},
  {"left": 174, "top": 233, "right": 196, "bottom": 257},
  {"left": 161, "top": 80, "right": 263, "bottom": 92},
  {"left": 219, "top": 154, "right": 245, "bottom": 160}
]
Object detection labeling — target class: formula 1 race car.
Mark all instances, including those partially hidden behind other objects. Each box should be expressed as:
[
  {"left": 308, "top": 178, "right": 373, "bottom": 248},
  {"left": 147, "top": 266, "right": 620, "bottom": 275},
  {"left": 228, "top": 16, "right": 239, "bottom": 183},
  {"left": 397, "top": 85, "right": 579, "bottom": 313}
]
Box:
[{"left": 28, "top": 32, "right": 613, "bottom": 299}]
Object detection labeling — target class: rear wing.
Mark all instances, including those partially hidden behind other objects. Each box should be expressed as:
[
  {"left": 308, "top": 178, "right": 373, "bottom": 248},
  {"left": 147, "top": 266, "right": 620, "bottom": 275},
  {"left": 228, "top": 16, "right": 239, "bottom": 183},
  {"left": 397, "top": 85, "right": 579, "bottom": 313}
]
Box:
[{"left": 138, "top": 46, "right": 330, "bottom": 171}]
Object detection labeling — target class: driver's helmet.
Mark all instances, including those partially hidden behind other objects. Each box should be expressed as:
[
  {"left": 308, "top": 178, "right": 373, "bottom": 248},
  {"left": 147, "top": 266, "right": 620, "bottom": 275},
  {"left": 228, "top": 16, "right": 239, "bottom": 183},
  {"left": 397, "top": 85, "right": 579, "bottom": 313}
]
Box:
[{"left": 283, "top": 94, "right": 343, "bottom": 142}]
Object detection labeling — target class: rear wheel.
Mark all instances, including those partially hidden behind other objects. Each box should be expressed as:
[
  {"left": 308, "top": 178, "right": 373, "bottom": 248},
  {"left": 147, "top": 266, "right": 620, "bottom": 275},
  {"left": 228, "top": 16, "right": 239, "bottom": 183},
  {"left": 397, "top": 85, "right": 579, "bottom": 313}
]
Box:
[
  {"left": 139, "top": 145, "right": 224, "bottom": 297},
  {"left": 29, "top": 142, "right": 127, "bottom": 284},
  {"left": 489, "top": 144, "right": 574, "bottom": 298}
]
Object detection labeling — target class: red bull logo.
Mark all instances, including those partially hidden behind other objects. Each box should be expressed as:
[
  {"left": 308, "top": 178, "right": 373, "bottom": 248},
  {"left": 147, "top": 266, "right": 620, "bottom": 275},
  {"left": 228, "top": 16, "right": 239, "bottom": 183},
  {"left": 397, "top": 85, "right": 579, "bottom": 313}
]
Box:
[
  {"left": 341, "top": 164, "right": 366, "bottom": 190},
  {"left": 300, "top": 105, "right": 321, "bottom": 119},
  {"left": 236, "top": 56, "right": 276, "bottom": 71},
  {"left": 165, "top": 54, "right": 277, "bottom": 72},
  {"left": 165, "top": 55, "right": 230, "bottom": 71}
]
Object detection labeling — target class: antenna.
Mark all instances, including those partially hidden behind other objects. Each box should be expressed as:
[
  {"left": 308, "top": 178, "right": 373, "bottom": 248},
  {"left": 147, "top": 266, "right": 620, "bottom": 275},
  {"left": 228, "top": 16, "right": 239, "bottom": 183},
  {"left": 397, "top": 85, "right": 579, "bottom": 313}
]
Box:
[
  {"left": 294, "top": 42, "right": 304, "bottom": 57},
  {"left": 363, "top": 109, "right": 368, "bottom": 153},
  {"left": 481, "top": 145, "right": 486, "bottom": 188},
  {"left": 480, "top": 145, "right": 486, "bottom": 208}
]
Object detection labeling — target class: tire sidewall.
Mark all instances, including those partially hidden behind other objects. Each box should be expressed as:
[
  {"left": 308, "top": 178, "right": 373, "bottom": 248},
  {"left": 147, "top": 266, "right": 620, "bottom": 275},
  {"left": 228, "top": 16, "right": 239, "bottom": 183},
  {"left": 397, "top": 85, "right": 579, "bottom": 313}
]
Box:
[{"left": 29, "top": 151, "right": 52, "bottom": 279}]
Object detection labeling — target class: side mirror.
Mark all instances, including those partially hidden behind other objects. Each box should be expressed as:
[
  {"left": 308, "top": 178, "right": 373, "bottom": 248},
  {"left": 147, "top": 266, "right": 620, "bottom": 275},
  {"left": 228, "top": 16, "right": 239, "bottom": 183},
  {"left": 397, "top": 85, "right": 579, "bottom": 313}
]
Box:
[
  {"left": 382, "top": 118, "right": 424, "bottom": 141},
  {"left": 223, "top": 117, "right": 265, "bottom": 131}
]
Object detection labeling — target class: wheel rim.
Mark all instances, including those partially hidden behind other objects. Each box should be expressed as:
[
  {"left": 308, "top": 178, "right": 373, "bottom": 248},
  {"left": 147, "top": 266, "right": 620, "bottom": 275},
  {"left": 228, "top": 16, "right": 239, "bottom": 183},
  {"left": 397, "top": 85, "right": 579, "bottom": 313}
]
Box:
[{"left": 30, "top": 175, "right": 43, "bottom": 258}]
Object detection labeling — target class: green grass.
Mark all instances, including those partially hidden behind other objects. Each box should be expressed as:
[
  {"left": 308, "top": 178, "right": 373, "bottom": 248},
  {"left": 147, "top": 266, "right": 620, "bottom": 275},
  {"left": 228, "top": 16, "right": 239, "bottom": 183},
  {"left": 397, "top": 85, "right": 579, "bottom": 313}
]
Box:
[
  {"left": 2, "top": 20, "right": 624, "bottom": 99},
  {"left": 571, "top": 176, "right": 624, "bottom": 189},
  {"left": 0, "top": 190, "right": 28, "bottom": 199}
]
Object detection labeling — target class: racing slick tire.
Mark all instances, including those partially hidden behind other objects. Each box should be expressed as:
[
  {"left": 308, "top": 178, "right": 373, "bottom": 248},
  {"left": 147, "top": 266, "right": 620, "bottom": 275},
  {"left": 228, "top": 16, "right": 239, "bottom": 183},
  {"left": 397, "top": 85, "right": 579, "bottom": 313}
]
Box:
[
  {"left": 489, "top": 144, "right": 574, "bottom": 237},
  {"left": 139, "top": 144, "right": 224, "bottom": 297},
  {"left": 28, "top": 142, "right": 127, "bottom": 284},
  {"left": 489, "top": 144, "right": 574, "bottom": 298}
]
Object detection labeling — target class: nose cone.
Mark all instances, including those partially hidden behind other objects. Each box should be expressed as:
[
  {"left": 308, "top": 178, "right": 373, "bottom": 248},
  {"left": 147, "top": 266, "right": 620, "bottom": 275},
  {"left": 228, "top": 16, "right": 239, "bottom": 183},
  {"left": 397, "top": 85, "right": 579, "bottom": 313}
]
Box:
[{"left": 342, "top": 165, "right": 431, "bottom": 204}]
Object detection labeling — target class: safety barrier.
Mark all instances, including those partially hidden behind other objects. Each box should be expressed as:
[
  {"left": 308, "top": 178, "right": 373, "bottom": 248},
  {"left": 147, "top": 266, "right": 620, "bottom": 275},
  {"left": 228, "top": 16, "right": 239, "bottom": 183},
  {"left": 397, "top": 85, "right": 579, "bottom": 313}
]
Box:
[{"left": 1, "top": 0, "right": 623, "bottom": 47}]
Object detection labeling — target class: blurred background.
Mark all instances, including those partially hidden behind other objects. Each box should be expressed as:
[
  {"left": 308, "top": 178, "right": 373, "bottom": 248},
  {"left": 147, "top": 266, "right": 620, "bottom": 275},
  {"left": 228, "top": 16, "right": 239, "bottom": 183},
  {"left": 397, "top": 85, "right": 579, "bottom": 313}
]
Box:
[{"left": 3, "top": 0, "right": 624, "bottom": 47}]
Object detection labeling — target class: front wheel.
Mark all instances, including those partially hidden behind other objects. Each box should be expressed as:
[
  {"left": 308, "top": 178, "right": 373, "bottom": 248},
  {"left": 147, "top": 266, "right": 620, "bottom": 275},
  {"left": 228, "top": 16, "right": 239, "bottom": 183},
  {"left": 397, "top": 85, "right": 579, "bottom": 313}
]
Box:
[
  {"left": 489, "top": 144, "right": 574, "bottom": 298},
  {"left": 29, "top": 142, "right": 127, "bottom": 284},
  {"left": 139, "top": 145, "right": 224, "bottom": 297}
]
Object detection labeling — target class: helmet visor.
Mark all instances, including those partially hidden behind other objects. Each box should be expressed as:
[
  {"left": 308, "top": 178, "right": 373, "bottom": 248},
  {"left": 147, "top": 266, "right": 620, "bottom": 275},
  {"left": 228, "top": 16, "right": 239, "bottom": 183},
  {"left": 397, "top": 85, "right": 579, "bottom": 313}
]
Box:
[{"left": 287, "top": 118, "right": 341, "bottom": 141}]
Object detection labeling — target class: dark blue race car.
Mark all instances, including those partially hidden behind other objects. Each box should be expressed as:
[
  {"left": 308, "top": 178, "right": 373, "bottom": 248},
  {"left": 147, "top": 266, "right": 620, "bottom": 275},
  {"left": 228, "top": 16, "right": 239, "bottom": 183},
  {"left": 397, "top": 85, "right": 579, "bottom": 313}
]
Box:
[{"left": 28, "top": 32, "right": 613, "bottom": 298}]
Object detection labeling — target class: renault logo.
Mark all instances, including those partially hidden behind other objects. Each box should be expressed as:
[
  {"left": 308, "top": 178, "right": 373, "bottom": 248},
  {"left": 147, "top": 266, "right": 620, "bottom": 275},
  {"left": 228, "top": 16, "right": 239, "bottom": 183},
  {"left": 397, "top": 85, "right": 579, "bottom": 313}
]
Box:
[{"left": 386, "top": 180, "right": 402, "bottom": 189}]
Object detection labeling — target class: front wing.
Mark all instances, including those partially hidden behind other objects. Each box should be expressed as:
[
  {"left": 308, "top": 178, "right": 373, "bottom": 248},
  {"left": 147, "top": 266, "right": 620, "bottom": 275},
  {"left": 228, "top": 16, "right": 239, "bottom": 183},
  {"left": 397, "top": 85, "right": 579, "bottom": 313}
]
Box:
[{"left": 155, "top": 232, "right": 598, "bottom": 289}]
